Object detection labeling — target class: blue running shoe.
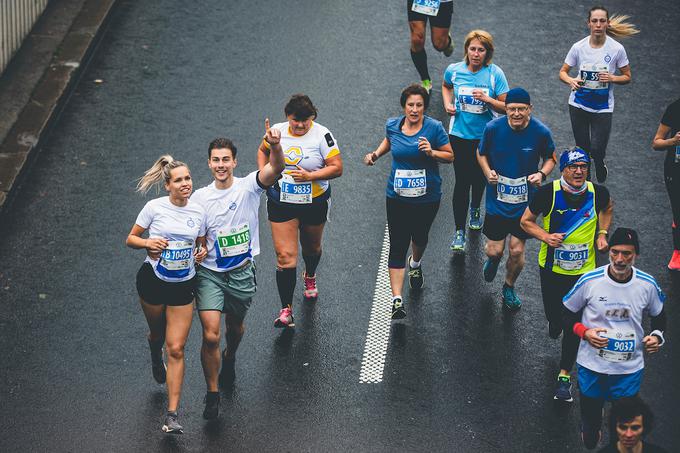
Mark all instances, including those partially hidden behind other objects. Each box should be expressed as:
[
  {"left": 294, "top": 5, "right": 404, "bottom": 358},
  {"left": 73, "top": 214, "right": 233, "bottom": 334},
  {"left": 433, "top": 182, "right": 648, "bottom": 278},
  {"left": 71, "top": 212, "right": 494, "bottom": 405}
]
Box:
[
  {"left": 468, "top": 208, "right": 483, "bottom": 230},
  {"left": 502, "top": 284, "right": 522, "bottom": 310},
  {"left": 483, "top": 257, "right": 500, "bottom": 282},
  {"left": 450, "top": 230, "right": 466, "bottom": 252},
  {"left": 553, "top": 375, "right": 573, "bottom": 402}
]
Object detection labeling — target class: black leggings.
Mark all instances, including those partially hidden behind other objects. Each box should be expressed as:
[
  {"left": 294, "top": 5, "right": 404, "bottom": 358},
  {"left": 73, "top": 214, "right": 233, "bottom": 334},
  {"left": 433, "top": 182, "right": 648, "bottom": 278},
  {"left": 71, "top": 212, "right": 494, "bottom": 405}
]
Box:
[
  {"left": 539, "top": 267, "right": 581, "bottom": 371},
  {"left": 569, "top": 105, "right": 612, "bottom": 163},
  {"left": 386, "top": 197, "right": 440, "bottom": 269},
  {"left": 450, "top": 136, "right": 485, "bottom": 230},
  {"left": 664, "top": 161, "right": 680, "bottom": 249}
]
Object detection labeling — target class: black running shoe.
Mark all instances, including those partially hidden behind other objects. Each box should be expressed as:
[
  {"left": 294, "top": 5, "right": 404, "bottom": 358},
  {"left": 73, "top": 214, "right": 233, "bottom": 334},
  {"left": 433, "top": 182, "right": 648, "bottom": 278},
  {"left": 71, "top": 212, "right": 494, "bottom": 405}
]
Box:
[
  {"left": 162, "top": 411, "right": 183, "bottom": 434},
  {"left": 595, "top": 160, "right": 608, "bottom": 183},
  {"left": 408, "top": 256, "right": 424, "bottom": 289},
  {"left": 148, "top": 338, "right": 166, "bottom": 384},
  {"left": 391, "top": 297, "right": 406, "bottom": 320},
  {"left": 219, "top": 351, "right": 236, "bottom": 388},
  {"left": 203, "top": 392, "right": 220, "bottom": 420}
]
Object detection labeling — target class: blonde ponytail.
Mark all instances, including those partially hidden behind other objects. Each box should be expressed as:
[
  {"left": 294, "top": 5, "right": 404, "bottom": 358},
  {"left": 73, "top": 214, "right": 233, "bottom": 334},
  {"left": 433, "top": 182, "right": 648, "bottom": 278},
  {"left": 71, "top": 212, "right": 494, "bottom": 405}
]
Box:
[
  {"left": 136, "top": 155, "right": 188, "bottom": 194},
  {"left": 606, "top": 14, "right": 639, "bottom": 39}
]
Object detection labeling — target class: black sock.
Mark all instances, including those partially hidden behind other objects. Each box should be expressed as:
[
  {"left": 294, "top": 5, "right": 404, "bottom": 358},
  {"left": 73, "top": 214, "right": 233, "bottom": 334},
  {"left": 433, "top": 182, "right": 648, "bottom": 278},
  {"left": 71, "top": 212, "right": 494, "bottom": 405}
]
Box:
[
  {"left": 673, "top": 223, "right": 680, "bottom": 250},
  {"left": 302, "top": 253, "right": 321, "bottom": 276},
  {"left": 276, "top": 267, "right": 296, "bottom": 309},
  {"left": 410, "top": 49, "right": 430, "bottom": 81}
]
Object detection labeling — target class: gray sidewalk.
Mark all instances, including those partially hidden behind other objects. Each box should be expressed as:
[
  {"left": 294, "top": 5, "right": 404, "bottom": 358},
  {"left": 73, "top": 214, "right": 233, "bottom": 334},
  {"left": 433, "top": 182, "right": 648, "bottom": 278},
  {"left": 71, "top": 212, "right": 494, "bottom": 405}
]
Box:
[{"left": 0, "top": 0, "right": 116, "bottom": 215}]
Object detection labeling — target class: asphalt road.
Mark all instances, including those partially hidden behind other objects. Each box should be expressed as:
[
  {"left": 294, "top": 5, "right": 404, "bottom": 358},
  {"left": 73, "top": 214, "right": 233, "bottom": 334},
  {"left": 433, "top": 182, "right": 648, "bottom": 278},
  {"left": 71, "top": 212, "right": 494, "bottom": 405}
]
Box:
[{"left": 1, "top": 1, "right": 679, "bottom": 451}]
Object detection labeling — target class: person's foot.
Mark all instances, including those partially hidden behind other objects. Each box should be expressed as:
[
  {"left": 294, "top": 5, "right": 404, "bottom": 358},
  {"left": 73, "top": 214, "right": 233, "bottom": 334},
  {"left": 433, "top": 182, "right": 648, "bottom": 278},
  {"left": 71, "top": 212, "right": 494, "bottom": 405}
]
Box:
[
  {"left": 442, "top": 32, "right": 454, "bottom": 57},
  {"left": 162, "top": 411, "right": 183, "bottom": 434},
  {"left": 450, "top": 230, "right": 466, "bottom": 252},
  {"left": 581, "top": 424, "right": 601, "bottom": 450},
  {"left": 219, "top": 350, "right": 235, "bottom": 388},
  {"left": 668, "top": 249, "right": 680, "bottom": 271},
  {"left": 483, "top": 257, "right": 500, "bottom": 282},
  {"left": 594, "top": 159, "right": 608, "bottom": 183},
  {"left": 468, "top": 208, "right": 483, "bottom": 230},
  {"left": 303, "top": 272, "right": 319, "bottom": 300},
  {"left": 421, "top": 79, "right": 432, "bottom": 95},
  {"left": 553, "top": 375, "right": 573, "bottom": 402},
  {"left": 274, "top": 306, "right": 295, "bottom": 328},
  {"left": 408, "top": 256, "right": 424, "bottom": 290},
  {"left": 548, "top": 321, "right": 562, "bottom": 339},
  {"left": 148, "top": 337, "right": 166, "bottom": 384},
  {"left": 203, "top": 392, "right": 220, "bottom": 420},
  {"left": 391, "top": 297, "right": 406, "bottom": 320},
  {"left": 502, "top": 284, "right": 522, "bottom": 310}
]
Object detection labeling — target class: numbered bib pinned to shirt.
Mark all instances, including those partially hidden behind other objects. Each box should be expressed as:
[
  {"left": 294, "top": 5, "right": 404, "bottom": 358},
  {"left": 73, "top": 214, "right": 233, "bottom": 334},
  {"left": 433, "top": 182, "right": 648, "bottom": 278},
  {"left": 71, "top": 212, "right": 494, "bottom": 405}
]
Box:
[
  {"left": 157, "top": 240, "right": 194, "bottom": 278},
  {"left": 411, "top": 0, "right": 440, "bottom": 16},
  {"left": 554, "top": 243, "right": 589, "bottom": 271},
  {"left": 394, "top": 169, "right": 427, "bottom": 198},
  {"left": 496, "top": 175, "right": 528, "bottom": 204},
  {"left": 598, "top": 330, "right": 636, "bottom": 362},
  {"left": 216, "top": 224, "right": 251, "bottom": 258},
  {"left": 458, "top": 87, "right": 489, "bottom": 114},
  {"left": 675, "top": 145, "right": 680, "bottom": 163},
  {"left": 579, "top": 63, "right": 609, "bottom": 90},
  {"left": 279, "top": 173, "right": 312, "bottom": 204}
]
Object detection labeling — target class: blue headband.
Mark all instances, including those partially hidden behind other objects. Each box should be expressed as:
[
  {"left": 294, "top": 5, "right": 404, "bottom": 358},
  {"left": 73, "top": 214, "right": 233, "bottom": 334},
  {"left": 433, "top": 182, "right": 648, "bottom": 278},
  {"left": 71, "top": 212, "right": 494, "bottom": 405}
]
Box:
[{"left": 559, "top": 147, "right": 590, "bottom": 171}]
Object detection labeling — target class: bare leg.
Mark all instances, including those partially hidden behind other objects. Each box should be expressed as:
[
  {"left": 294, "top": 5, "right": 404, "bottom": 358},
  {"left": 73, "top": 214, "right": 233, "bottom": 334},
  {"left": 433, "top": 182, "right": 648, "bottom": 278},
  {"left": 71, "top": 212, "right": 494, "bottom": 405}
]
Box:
[
  {"left": 199, "top": 310, "right": 222, "bottom": 392},
  {"left": 164, "top": 303, "right": 193, "bottom": 412}
]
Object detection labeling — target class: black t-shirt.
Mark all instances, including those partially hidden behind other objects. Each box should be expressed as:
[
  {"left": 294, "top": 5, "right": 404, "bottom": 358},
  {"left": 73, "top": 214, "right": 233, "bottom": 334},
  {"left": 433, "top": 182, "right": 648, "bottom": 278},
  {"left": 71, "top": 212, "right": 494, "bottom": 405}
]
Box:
[
  {"left": 598, "top": 441, "right": 669, "bottom": 453},
  {"left": 660, "top": 98, "right": 680, "bottom": 167},
  {"left": 529, "top": 182, "right": 610, "bottom": 217}
]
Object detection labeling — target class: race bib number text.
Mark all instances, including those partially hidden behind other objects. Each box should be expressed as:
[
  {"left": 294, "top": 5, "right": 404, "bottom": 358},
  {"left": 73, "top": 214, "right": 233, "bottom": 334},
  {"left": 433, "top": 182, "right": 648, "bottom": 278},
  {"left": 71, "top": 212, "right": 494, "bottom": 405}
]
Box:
[
  {"left": 217, "top": 224, "right": 251, "bottom": 258},
  {"left": 279, "top": 173, "right": 312, "bottom": 204},
  {"left": 496, "top": 175, "right": 528, "bottom": 204},
  {"left": 598, "top": 330, "right": 636, "bottom": 363},
  {"left": 554, "top": 243, "right": 589, "bottom": 271},
  {"left": 411, "top": 0, "right": 440, "bottom": 16},
  {"left": 394, "top": 169, "right": 427, "bottom": 198},
  {"left": 579, "top": 64, "right": 609, "bottom": 90},
  {"left": 458, "top": 86, "right": 489, "bottom": 114}
]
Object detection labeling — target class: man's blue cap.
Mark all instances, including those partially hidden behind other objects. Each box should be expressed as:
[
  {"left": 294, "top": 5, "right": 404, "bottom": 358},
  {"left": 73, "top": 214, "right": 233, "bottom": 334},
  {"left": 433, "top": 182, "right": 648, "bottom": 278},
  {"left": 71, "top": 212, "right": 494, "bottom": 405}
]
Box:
[
  {"left": 505, "top": 87, "right": 531, "bottom": 105},
  {"left": 559, "top": 146, "right": 591, "bottom": 171}
]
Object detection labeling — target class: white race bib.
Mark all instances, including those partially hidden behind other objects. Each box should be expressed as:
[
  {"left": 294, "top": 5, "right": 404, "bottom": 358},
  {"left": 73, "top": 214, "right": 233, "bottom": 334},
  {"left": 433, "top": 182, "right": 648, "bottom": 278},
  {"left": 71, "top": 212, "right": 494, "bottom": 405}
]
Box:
[
  {"left": 579, "top": 63, "right": 609, "bottom": 90},
  {"left": 496, "top": 175, "right": 528, "bottom": 204},
  {"left": 158, "top": 240, "right": 193, "bottom": 271},
  {"left": 598, "top": 330, "right": 636, "bottom": 363},
  {"left": 394, "top": 169, "right": 427, "bottom": 198},
  {"left": 458, "top": 86, "right": 489, "bottom": 114},
  {"left": 279, "top": 173, "right": 312, "bottom": 204},
  {"left": 216, "top": 224, "right": 251, "bottom": 258},
  {"left": 675, "top": 145, "right": 680, "bottom": 163},
  {"left": 411, "top": 0, "right": 440, "bottom": 16},
  {"left": 554, "top": 243, "right": 589, "bottom": 271}
]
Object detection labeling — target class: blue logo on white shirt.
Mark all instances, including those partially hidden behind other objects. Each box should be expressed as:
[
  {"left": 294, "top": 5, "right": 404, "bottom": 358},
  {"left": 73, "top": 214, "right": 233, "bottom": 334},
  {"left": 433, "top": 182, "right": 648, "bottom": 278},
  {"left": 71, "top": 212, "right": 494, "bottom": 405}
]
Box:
[{"left": 229, "top": 202, "right": 237, "bottom": 211}]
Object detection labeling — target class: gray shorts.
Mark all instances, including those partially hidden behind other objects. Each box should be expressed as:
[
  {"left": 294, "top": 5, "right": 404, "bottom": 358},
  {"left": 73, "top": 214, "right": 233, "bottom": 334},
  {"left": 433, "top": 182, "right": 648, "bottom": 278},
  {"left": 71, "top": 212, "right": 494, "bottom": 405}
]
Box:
[{"left": 195, "top": 261, "right": 257, "bottom": 320}]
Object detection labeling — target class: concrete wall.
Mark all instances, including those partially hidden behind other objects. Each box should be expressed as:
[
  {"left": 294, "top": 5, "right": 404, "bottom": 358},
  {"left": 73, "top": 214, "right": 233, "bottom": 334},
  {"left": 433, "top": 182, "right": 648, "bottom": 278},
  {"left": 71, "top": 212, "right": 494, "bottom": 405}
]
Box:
[{"left": 0, "top": 0, "right": 50, "bottom": 74}]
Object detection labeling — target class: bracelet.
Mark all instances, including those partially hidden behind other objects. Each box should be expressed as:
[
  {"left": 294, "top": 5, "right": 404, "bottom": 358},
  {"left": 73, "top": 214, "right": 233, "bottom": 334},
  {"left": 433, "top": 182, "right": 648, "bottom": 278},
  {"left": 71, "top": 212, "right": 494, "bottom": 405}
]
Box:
[
  {"left": 371, "top": 152, "right": 378, "bottom": 162},
  {"left": 538, "top": 170, "right": 546, "bottom": 181},
  {"left": 597, "top": 229, "right": 608, "bottom": 236},
  {"left": 573, "top": 323, "right": 588, "bottom": 339}
]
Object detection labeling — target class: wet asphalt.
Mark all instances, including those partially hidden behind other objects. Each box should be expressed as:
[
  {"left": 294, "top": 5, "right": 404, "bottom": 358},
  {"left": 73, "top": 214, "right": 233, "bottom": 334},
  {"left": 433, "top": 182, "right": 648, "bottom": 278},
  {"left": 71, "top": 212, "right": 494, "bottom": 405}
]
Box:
[{"left": 1, "top": 1, "right": 679, "bottom": 451}]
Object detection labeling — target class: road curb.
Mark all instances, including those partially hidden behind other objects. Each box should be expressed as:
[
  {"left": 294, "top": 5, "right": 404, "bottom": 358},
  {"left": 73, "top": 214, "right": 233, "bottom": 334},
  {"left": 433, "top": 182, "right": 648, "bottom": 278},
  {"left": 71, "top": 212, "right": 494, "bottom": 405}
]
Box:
[{"left": 0, "top": 0, "right": 118, "bottom": 216}]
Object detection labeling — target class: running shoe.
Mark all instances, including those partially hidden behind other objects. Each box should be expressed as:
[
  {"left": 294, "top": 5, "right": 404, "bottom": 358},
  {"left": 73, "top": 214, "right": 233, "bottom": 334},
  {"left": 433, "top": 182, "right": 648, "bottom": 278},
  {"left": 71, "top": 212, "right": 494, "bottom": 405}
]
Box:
[
  {"left": 162, "top": 411, "right": 183, "bottom": 434},
  {"left": 274, "top": 306, "right": 295, "bottom": 328},
  {"left": 668, "top": 250, "right": 680, "bottom": 271},
  {"left": 580, "top": 424, "right": 601, "bottom": 449},
  {"left": 442, "top": 32, "right": 455, "bottom": 57},
  {"left": 468, "top": 208, "right": 483, "bottom": 230},
  {"left": 391, "top": 297, "right": 406, "bottom": 320},
  {"left": 553, "top": 375, "right": 573, "bottom": 402},
  {"left": 408, "top": 256, "right": 424, "bottom": 289},
  {"left": 594, "top": 159, "right": 608, "bottom": 183},
  {"left": 219, "top": 351, "right": 235, "bottom": 388},
  {"left": 502, "top": 284, "right": 522, "bottom": 310},
  {"left": 203, "top": 392, "right": 220, "bottom": 420},
  {"left": 303, "top": 272, "right": 319, "bottom": 300},
  {"left": 483, "top": 257, "right": 500, "bottom": 282},
  {"left": 450, "top": 230, "right": 466, "bottom": 252},
  {"left": 548, "top": 321, "right": 562, "bottom": 339},
  {"left": 148, "top": 338, "right": 166, "bottom": 384},
  {"left": 421, "top": 79, "right": 432, "bottom": 95}
]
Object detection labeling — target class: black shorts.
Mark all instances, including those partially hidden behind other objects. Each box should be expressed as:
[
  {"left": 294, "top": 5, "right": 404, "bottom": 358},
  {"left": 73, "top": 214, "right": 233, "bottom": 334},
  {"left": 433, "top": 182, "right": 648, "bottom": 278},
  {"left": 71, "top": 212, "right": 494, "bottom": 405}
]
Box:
[
  {"left": 407, "top": 0, "right": 453, "bottom": 28},
  {"left": 267, "top": 198, "right": 329, "bottom": 226},
  {"left": 482, "top": 214, "right": 531, "bottom": 241},
  {"left": 136, "top": 262, "right": 195, "bottom": 306}
]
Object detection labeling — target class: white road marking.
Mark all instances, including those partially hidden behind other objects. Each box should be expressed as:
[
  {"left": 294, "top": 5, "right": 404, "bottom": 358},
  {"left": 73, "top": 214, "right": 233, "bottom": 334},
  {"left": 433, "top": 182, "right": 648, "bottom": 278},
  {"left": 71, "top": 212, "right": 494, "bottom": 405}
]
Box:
[{"left": 359, "top": 223, "right": 393, "bottom": 383}]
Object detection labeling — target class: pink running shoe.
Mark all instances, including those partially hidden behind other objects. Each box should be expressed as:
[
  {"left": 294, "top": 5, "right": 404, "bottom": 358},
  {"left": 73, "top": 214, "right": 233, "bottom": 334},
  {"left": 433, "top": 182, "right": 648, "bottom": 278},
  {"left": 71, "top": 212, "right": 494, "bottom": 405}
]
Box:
[
  {"left": 669, "top": 250, "right": 680, "bottom": 271},
  {"left": 303, "top": 273, "right": 319, "bottom": 300},
  {"left": 274, "top": 306, "right": 295, "bottom": 328}
]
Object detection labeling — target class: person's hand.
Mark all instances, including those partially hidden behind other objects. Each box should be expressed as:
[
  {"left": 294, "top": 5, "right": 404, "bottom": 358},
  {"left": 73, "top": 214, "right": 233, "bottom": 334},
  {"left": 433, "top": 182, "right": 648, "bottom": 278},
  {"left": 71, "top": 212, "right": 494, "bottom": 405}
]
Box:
[
  {"left": 584, "top": 327, "right": 609, "bottom": 349},
  {"left": 364, "top": 152, "right": 378, "bottom": 166},
  {"left": 263, "top": 118, "right": 281, "bottom": 145},
  {"left": 288, "top": 165, "right": 312, "bottom": 182},
  {"left": 472, "top": 89, "right": 490, "bottom": 103},
  {"left": 597, "top": 71, "right": 612, "bottom": 83},
  {"left": 145, "top": 237, "right": 168, "bottom": 254},
  {"left": 445, "top": 103, "right": 456, "bottom": 115},
  {"left": 486, "top": 169, "right": 498, "bottom": 185},
  {"left": 671, "top": 131, "right": 680, "bottom": 146},
  {"left": 527, "top": 172, "right": 543, "bottom": 187},
  {"left": 418, "top": 137, "right": 433, "bottom": 158},
  {"left": 643, "top": 335, "right": 661, "bottom": 354},
  {"left": 596, "top": 235, "right": 609, "bottom": 253},
  {"left": 544, "top": 233, "right": 565, "bottom": 248},
  {"left": 569, "top": 76, "right": 583, "bottom": 91},
  {"left": 194, "top": 244, "right": 207, "bottom": 264}
]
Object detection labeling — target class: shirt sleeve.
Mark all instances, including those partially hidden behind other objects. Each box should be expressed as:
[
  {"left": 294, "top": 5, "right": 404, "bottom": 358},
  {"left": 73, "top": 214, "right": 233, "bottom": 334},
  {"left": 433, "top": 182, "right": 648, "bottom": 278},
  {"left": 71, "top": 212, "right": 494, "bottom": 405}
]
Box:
[
  {"left": 198, "top": 210, "right": 207, "bottom": 237},
  {"left": 431, "top": 120, "right": 450, "bottom": 149},
  {"left": 564, "top": 44, "right": 578, "bottom": 68},
  {"left": 477, "top": 123, "right": 493, "bottom": 156},
  {"left": 443, "top": 64, "right": 455, "bottom": 88},
  {"left": 134, "top": 201, "right": 154, "bottom": 229},
  {"left": 616, "top": 46, "right": 630, "bottom": 69},
  {"left": 563, "top": 275, "right": 589, "bottom": 313},
  {"left": 492, "top": 65, "right": 510, "bottom": 97},
  {"left": 319, "top": 128, "right": 340, "bottom": 160},
  {"left": 660, "top": 101, "right": 680, "bottom": 127},
  {"left": 528, "top": 184, "right": 552, "bottom": 216},
  {"left": 542, "top": 128, "right": 556, "bottom": 159},
  {"left": 245, "top": 170, "right": 266, "bottom": 195},
  {"left": 644, "top": 277, "right": 666, "bottom": 317}
]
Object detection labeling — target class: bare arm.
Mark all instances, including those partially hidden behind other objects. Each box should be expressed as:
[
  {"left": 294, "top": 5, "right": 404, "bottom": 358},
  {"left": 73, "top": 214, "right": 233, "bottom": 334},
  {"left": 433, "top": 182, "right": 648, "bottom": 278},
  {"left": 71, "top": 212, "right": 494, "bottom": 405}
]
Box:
[
  {"left": 527, "top": 156, "right": 556, "bottom": 187},
  {"left": 520, "top": 208, "right": 564, "bottom": 247},
  {"left": 442, "top": 82, "right": 456, "bottom": 116},
  {"left": 652, "top": 123, "right": 680, "bottom": 151},
  {"left": 596, "top": 197, "right": 613, "bottom": 252},
  {"left": 477, "top": 149, "right": 497, "bottom": 184},
  {"left": 258, "top": 119, "right": 285, "bottom": 187},
  {"left": 364, "top": 138, "right": 391, "bottom": 166},
  {"left": 126, "top": 224, "right": 168, "bottom": 258},
  {"left": 559, "top": 63, "right": 582, "bottom": 91},
  {"left": 600, "top": 64, "right": 631, "bottom": 85},
  {"left": 289, "top": 154, "right": 343, "bottom": 182}
]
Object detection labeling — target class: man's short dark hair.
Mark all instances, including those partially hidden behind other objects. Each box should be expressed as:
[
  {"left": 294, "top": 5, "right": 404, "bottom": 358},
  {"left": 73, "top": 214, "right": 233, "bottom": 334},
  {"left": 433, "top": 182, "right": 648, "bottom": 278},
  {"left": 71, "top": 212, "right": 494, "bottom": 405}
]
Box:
[
  {"left": 208, "top": 138, "right": 237, "bottom": 159},
  {"left": 609, "top": 396, "right": 654, "bottom": 445}
]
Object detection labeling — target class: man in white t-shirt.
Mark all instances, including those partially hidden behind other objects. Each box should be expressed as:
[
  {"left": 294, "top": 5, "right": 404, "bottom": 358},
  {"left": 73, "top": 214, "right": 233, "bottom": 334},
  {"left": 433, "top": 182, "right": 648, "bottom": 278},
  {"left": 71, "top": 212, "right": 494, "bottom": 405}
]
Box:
[
  {"left": 562, "top": 228, "right": 667, "bottom": 450},
  {"left": 192, "top": 121, "right": 285, "bottom": 420}
]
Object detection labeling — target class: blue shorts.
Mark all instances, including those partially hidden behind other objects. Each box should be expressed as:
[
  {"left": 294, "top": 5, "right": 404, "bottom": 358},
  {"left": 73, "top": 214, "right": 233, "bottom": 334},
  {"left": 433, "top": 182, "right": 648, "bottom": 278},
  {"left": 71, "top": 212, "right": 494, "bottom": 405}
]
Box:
[{"left": 577, "top": 365, "right": 643, "bottom": 401}]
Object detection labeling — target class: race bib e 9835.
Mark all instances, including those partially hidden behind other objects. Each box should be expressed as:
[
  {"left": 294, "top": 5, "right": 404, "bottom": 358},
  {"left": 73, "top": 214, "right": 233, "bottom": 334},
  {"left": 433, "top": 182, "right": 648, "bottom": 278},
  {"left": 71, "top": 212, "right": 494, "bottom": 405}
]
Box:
[{"left": 279, "top": 173, "right": 312, "bottom": 204}]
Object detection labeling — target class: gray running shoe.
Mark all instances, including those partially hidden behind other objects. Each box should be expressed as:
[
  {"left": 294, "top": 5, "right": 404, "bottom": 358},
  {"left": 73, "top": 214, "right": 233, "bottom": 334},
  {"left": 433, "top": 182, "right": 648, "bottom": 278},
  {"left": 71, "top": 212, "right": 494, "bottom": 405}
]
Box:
[{"left": 162, "top": 411, "right": 183, "bottom": 434}]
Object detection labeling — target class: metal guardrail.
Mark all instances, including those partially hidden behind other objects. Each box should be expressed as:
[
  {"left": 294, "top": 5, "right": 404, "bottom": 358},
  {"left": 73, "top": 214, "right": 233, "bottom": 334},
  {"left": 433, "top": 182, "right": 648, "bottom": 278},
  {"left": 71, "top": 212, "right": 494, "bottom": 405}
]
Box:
[{"left": 0, "top": 0, "right": 50, "bottom": 75}]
